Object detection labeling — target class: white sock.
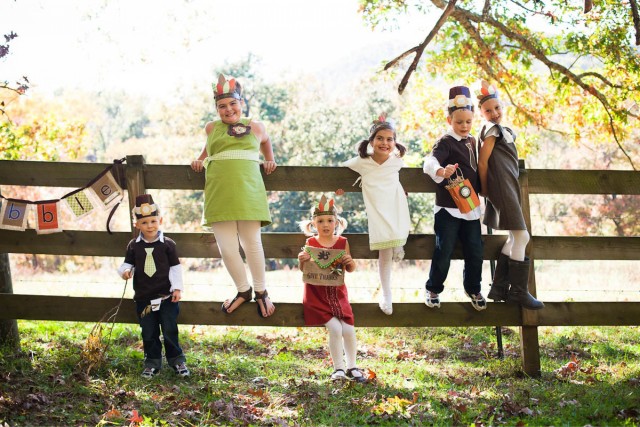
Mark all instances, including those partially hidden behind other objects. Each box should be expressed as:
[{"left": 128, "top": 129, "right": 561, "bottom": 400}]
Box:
[{"left": 378, "top": 248, "right": 393, "bottom": 305}]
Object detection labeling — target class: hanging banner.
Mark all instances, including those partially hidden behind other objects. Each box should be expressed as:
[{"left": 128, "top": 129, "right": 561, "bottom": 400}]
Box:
[
  {"left": 0, "top": 158, "right": 125, "bottom": 234},
  {"left": 89, "top": 170, "right": 123, "bottom": 209},
  {"left": 35, "top": 200, "right": 63, "bottom": 234},
  {"left": 0, "top": 199, "right": 29, "bottom": 231},
  {"left": 64, "top": 188, "right": 96, "bottom": 219}
]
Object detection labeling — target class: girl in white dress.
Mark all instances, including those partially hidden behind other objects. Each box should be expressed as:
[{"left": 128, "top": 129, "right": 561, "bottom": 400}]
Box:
[{"left": 341, "top": 114, "right": 411, "bottom": 315}]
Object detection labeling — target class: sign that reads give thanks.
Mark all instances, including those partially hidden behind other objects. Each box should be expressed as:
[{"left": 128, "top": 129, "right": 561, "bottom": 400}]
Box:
[{"left": 302, "top": 246, "right": 346, "bottom": 286}]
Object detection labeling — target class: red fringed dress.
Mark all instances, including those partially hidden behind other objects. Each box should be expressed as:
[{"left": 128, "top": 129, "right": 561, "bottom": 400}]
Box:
[{"left": 302, "top": 236, "right": 355, "bottom": 326}]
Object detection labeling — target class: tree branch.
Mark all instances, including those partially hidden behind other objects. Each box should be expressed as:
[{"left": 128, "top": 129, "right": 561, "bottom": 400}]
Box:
[
  {"left": 482, "top": 0, "right": 491, "bottom": 17},
  {"left": 384, "top": 0, "right": 458, "bottom": 94},
  {"left": 459, "top": 10, "right": 636, "bottom": 168},
  {"left": 584, "top": 0, "right": 593, "bottom": 13},
  {"left": 576, "top": 72, "right": 634, "bottom": 90},
  {"left": 460, "top": 17, "right": 568, "bottom": 135},
  {"left": 630, "top": 0, "right": 640, "bottom": 45}
]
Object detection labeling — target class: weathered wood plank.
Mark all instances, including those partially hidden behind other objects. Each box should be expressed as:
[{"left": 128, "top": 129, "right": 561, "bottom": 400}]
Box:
[
  {"left": 0, "top": 294, "right": 518, "bottom": 326},
  {"left": 518, "top": 166, "right": 541, "bottom": 376},
  {"left": 1, "top": 295, "right": 639, "bottom": 327},
  {"left": 527, "top": 169, "right": 640, "bottom": 195},
  {"left": 124, "top": 155, "right": 146, "bottom": 239},
  {"left": 1, "top": 230, "right": 638, "bottom": 260},
  {"left": 3, "top": 161, "right": 638, "bottom": 194},
  {"left": 535, "top": 302, "right": 640, "bottom": 326},
  {"left": 532, "top": 236, "right": 640, "bottom": 260}
]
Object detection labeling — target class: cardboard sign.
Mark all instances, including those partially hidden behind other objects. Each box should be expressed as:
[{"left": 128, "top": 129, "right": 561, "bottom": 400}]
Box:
[{"left": 301, "top": 246, "right": 346, "bottom": 286}]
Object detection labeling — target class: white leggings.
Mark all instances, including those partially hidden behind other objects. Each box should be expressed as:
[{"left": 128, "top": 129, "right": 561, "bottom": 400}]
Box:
[
  {"left": 501, "top": 229, "right": 530, "bottom": 262},
  {"left": 378, "top": 248, "right": 393, "bottom": 304},
  {"left": 325, "top": 317, "right": 357, "bottom": 371},
  {"left": 210, "top": 220, "right": 266, "bottom": 293}
]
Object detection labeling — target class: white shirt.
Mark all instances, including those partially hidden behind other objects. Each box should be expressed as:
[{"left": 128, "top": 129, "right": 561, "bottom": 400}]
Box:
[{"left": 422, "top": 130, "right": 482, "bottom": 221}]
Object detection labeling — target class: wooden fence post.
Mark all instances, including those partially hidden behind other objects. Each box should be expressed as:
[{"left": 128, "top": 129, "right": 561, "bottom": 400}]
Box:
[
  {"left": 0, "top": 253, "right": 20, "bottom": 350},
  {"left": 0, "top": 184, "right": 20, "bottom": 349},
  {"left": 125, "top": 155, "right": 146, "bottom": 238},
  {"left": 518, "top": 160, "right": 541, "bottom": 377}
]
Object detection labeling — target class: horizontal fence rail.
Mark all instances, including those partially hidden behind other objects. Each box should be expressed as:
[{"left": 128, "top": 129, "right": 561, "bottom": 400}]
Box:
[
  {"left": 2, "top": 161, "right": 640, "bottom": 194},
  {"left": 0, "top": 231, "right": 639, "bottom": 260}
]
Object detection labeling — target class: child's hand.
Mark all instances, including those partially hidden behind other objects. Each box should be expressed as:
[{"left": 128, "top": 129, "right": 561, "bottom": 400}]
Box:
[
  {"left": 439, "top": 163, "right": 458, "bottom": 179},
  {"left": 191, "top": 159, "right": 204, "bottom": 172},
  {"left": 298, "top": 251, "right": 310, "bottom": 263},
  {"left": 121, "top": 269, "right": 133, "bottom": 280},
  {"left": 171, "top": 290, "right": 182, "bottom": 302},
  {"left": 262, "top": 160, "right": 277, "bottom": 175},
  {"left": 335, "top": 188, "right": 345, "bottom": 196},
  {"left": 340, "top": 254, "right": 355, "bottom": 272}
]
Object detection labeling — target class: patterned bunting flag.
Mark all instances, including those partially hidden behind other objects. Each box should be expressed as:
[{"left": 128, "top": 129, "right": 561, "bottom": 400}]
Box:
[
  {"left": 35, "top": 200, "right": 62, "bottom": 234},
  {"left": 64, "top": 188, "right": 95, "bottom": 219},
  {"left": 0, "top": 199, "right": 29, "bottom": 231}
]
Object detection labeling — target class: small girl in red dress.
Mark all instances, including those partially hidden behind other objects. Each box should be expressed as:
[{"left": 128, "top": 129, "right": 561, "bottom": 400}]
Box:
[{"left": 297, "top": 195, "right": 366, "bottom": 383}]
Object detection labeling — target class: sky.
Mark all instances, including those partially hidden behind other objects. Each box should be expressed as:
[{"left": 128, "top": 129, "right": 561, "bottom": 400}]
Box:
[{"left": 2, "top": 0, "right": 430, "bottom": 98}]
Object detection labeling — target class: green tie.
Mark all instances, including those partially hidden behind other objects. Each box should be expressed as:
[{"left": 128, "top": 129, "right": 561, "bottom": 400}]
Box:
[{"left": 144, "top": 248, "right": 156, "bottom": 277}]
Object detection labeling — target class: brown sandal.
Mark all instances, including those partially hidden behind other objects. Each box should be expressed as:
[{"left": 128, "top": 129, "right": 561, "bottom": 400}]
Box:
[
  {"left": 221, "top": 287, "right": 252, "bottom": 314},
  {"left": 254, "top": 290, "right": 275, "bottom": 318}
]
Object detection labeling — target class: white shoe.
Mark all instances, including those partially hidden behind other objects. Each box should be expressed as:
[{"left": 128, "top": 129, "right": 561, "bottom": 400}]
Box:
[
  {"left": 425, "top": 290, "right": 441, "bottom": 308},
  {"left": 379, "top": 301, "right": 393, "bottom": 315},
  {"left": 466, "top": 292, "right": 487, "bottom": 311},
  {"left": 330, "top": 369, "right": 347, "bottom": 381}
]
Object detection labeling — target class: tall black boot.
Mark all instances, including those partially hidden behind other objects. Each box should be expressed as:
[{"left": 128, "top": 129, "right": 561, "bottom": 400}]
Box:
[
  {"left": 487, "top": 253, "right": 510, "bottom": 301},
  {"left": 506, "top": 258, "right": 544, "bottom": 310}
]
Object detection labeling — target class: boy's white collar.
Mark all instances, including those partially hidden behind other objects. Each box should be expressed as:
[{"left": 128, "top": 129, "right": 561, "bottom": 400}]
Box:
[
  {"left": 447, "top": 130, "right": 472, "bottom": 141},
  {"left": 136, "top": 230, "right": 164, "bottom": 243}
]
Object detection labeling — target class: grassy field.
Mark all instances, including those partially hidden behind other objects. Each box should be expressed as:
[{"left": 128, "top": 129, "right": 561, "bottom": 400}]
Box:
[
  {"left": 4, "top": 258, "right": 640, "bottom": 425},
  {"left": 1, "top": 321, "right": 639, "bottom": 426}
]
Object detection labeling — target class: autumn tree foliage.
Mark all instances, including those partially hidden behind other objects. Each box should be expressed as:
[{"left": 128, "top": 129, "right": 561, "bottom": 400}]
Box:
[{"left": 359, "top": 0, "right": 640, "bottom": 169}]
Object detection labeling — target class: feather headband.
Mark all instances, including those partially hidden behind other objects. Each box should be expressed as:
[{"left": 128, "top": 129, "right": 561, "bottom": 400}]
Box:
[{"left": 213, "top": 73, "right": 242, "bottom": 102}]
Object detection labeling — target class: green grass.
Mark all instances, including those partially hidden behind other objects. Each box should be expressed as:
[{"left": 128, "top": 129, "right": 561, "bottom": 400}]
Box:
[{"left": 1, "top": 322, "right": 640, "bottom": 426}]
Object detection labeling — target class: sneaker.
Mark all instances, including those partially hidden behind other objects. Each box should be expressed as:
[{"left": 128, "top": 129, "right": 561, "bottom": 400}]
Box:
[
  {"left": 425, "top": 290, "right": 441, "bottom": 308},
  {"left": 172, "top": 363, "right": 190, "bottom": 377},
  {"left": 346, "top": 367, "right": 368, "bottom": 383},
  {"left": 330, "top": 369, "right": 347, "bottom": 381},
  {"left": 141, "top": 367, "right": 159, "bottom": 379},
  {"left": 467, "top": 292, "right": 487, "bottom": 311}
]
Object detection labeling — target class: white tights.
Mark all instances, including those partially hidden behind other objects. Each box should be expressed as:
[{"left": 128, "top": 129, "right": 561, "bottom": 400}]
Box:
[
  {"left": 325, "top": 317, "right": 357, "bottom": 371},
  {"left": 378, "top": 248, "right": 393, "bottom": 305},
  {"left": 501, "top": 229, "right": 530, "bottom": 262},
  {"left": 210, "top": 220, "right": 266, "bottom": 293}
]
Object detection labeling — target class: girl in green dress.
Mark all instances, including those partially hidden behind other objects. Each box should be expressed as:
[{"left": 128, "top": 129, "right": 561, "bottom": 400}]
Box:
[{"left": 190, "top": 74, "right": 277, "bottom": 318}]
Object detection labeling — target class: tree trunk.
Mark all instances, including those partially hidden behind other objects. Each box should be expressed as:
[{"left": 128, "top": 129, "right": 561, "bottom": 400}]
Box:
[{"left": 0, "top": 252, "right": 20, "bottom": 350}]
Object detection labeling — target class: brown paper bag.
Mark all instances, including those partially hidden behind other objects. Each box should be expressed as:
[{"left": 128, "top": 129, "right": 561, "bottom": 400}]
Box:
[
  {"left": 301, "top": 246, "right": 346, "bottom": 286},
  {"left": 445, "top": 169, "right": 480, "bottom": 213}
]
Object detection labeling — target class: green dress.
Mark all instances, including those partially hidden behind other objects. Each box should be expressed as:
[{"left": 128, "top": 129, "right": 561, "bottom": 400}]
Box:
[{"left": 202, "top": 118, "right": 271, "bottom": 227}]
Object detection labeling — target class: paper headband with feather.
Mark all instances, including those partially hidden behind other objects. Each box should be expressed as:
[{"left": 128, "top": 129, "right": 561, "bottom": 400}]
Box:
[
  {"left": 213, "top": 74, "right": 242, "bottom": 102},
  {"left": 475, "top": 80, "right": 499, "bottom": 106},
  {"left": 313, "top": 195, "right": 337, "bottom": 217},
  {"left": 369, "top": 112, "right": 396, "bottom": 135}
]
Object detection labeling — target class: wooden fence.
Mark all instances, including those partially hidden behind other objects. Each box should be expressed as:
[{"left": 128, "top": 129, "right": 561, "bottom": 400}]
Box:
[{"left": 1, "top": 155, "right": 639, "bottom": 377}]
